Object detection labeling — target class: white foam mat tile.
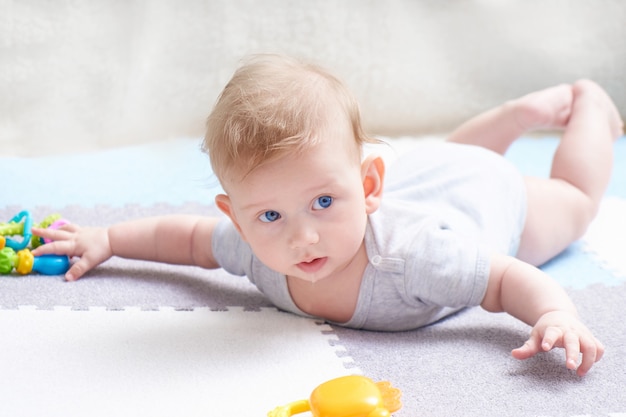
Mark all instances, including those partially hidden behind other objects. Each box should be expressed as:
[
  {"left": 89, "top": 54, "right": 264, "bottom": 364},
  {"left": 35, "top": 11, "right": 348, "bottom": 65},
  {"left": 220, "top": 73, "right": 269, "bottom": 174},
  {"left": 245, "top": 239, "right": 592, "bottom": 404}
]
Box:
[
  {"left": 0, "top": 306, "right": 356, "bottom": 417},
  {"left": 581, "top": 197, "right": 626, "bottom": 281}
]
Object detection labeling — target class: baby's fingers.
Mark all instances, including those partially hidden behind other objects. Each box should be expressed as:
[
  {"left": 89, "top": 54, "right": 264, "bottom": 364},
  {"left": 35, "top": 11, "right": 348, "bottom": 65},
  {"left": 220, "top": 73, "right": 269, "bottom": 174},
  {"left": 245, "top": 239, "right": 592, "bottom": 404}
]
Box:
[
  {"left": 576, "top": 337, "right": 604, "bottom": 377},
  {"left": 539, "top": 327, "right": 581, "bottom": 371},
  {"left": 537, "top": 326, "right": 563, "bottom": 352},
  {"left": 543, "top": 327, "right": 604, "bottom": 377},
  {"left": 31, "top": 227, "right": 76, "bottom": 249},
  {"left": 511, "top": 335, "right": 542, "bottom": 360},
  {"left": 64, "top": 258, "right": 91, "bottom": 281},
  {"left": 561, "top": 331, "right": 581, "bottom": 371},
  {"left": 31, "top": 238, "right": 77, "bottom": 257}
]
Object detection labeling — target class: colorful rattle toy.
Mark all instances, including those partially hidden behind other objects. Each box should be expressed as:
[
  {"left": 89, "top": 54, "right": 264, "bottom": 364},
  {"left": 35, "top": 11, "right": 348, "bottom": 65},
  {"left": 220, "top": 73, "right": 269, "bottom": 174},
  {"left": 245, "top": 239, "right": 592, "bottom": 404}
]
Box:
[
  {"left": 0, "top": 210, "right": 70, "bottom": 276},
  {"left": 268, "top": 375, "right": 402, "bottom": 417}
]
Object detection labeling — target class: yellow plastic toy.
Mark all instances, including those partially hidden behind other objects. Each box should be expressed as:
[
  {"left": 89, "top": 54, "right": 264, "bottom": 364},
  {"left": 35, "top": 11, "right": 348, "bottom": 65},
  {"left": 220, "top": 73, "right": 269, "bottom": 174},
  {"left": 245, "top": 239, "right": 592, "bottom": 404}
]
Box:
[{"left": 268, "top": 375, "right": 402, "bottom": 417}]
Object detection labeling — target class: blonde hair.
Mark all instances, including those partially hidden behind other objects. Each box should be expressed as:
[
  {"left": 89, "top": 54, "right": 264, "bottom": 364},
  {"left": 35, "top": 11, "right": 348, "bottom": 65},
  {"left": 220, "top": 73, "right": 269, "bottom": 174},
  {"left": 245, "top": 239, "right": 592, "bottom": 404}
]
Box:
[{"left": 203, "top": 54, "right": 377, "bottom": 182}]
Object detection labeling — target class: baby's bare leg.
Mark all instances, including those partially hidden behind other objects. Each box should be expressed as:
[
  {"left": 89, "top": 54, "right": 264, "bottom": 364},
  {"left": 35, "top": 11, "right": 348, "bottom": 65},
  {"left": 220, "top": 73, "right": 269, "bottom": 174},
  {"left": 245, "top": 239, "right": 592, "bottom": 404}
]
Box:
[
  {"left": 517, "top": 80, "right": 623, "bottom": 266},
  {"left": 447, "top": 84, "right": 573, "bottom": 154}
]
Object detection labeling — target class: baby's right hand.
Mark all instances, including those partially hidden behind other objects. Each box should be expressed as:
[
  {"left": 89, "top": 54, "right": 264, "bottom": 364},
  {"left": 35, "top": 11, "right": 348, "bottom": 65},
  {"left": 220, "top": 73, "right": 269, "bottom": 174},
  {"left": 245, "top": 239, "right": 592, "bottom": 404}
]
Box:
[
  {"left": 511, "top": 310, "right": 604, "bottom": 376},
  {"left": 32, "top": 224, "right": 113, "bottom": 281}
]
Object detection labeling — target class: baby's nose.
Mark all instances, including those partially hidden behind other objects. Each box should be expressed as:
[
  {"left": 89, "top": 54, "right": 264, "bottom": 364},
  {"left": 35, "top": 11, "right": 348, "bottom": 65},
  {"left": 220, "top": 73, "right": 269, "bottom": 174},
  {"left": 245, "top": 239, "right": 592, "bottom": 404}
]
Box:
[{"left": 288, "top": 221, "right": 319, "bottom": 249}]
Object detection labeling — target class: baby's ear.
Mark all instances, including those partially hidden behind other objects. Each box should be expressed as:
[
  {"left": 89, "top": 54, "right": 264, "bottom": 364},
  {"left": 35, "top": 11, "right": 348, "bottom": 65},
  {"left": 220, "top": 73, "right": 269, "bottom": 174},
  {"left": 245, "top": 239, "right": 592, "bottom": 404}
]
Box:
[
  {"left": 361, "top": 155, "right": 385, "bottom": 214},
  {"left": 215, "top": 194, "right": 246, "bottom": 240}
]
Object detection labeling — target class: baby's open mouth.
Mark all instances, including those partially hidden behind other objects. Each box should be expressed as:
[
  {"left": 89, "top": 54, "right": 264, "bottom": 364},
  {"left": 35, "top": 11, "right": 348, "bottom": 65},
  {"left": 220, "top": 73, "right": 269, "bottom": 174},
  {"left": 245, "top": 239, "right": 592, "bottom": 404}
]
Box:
[{"left": 297, "top": 257, "right": 327, "bottom": 274}]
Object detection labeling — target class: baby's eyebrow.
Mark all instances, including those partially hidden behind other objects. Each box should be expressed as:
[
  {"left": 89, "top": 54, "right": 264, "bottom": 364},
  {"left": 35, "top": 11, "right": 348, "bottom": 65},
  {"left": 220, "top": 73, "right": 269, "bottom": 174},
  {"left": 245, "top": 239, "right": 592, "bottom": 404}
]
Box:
[
  {"left": 303, "top": 179, "right": 337, "bottom": 193},
  {"left": 237, "top": 194, "right": 286, "bottom": 213},
  {"left": 239, "top": 200, "right": 271, "bottom": 212}
]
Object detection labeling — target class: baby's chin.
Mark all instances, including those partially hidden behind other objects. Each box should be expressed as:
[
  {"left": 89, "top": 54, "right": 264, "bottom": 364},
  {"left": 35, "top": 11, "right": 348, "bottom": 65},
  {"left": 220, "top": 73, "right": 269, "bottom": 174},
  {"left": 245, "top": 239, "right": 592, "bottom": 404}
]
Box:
[
  {"left": 307, "top": 275, "right": 327, "bottom": 284},
  {"left": 287, "top": 272, "right": 329, "bottom": 284}
]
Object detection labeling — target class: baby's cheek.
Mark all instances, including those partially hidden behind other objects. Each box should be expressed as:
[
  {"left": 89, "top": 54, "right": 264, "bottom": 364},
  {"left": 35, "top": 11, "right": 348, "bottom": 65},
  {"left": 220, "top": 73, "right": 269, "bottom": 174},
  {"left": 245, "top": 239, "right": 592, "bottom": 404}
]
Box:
[{"left": 251, "top": 242, "right": 286, "bottom": 270}]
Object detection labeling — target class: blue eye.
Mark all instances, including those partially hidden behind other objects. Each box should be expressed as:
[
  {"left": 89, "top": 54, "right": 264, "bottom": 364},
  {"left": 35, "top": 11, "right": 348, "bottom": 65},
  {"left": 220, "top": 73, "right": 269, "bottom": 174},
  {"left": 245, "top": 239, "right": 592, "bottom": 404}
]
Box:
[
  {"left": 259, "top": 210, "right": 281, "bottom": 223},
  {"left": 313, "top": 196, "right": 333, "bottom": 210}
]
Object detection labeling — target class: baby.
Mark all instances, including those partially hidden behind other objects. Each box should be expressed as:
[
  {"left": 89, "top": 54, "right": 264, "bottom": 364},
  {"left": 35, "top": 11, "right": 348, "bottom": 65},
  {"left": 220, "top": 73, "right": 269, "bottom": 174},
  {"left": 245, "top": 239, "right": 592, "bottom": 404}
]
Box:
[{"left": 33, "top": 54, "right": 623, "bottom": 377}]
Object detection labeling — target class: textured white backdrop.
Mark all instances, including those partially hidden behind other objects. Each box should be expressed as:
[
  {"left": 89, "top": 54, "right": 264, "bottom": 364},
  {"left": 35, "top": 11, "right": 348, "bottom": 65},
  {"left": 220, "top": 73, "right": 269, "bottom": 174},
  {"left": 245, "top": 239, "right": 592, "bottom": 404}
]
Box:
[
  {"left": 1, "top": 1, "right": 625, "bottom": 156},
  {"left": 582, "top": 197, "right": 626, "bottom": 281}
]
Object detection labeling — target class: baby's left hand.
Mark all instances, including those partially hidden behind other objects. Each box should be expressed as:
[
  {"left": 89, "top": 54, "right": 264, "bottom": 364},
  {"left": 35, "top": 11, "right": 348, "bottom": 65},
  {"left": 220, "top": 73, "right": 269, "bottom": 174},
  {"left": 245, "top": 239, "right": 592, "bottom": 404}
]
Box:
[{"left": 511, "top": 310, "right": 604, "bottom": 377}]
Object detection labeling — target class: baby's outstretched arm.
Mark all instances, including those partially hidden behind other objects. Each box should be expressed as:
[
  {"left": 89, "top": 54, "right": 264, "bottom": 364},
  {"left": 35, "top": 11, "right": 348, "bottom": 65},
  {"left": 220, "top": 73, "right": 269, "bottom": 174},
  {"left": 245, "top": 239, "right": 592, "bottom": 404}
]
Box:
[
  {"left": 32, "top": 215, "right": 221, "bottom": 281},
  {"left": 481, "top": 253, "right": 604, "bottom": 376}
]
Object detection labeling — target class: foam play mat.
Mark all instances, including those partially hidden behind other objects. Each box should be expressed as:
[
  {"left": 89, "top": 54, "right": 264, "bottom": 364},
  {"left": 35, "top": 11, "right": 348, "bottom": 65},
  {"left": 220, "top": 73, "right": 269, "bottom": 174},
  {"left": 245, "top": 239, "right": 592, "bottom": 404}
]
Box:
[{"left": 0, "top": 306, "right": 356, "bottom": 417}]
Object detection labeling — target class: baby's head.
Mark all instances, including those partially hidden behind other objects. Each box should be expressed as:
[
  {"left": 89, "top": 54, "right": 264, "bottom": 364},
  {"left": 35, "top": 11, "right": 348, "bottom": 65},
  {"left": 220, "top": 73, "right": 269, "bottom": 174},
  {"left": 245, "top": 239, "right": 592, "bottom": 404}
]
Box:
[
  {"left": 203, "top": 54, "right": 375, "bottom": 185},
  {"left": 203, "top": 55, "right": 386, "bottom": 283}
]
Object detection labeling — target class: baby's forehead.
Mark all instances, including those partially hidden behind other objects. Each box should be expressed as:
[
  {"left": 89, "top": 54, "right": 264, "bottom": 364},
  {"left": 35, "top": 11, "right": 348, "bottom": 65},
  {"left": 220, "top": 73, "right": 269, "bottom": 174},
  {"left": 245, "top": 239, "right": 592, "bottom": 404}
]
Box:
[{"left": 223, "top": 136, "right": 360, "bottom": 188}]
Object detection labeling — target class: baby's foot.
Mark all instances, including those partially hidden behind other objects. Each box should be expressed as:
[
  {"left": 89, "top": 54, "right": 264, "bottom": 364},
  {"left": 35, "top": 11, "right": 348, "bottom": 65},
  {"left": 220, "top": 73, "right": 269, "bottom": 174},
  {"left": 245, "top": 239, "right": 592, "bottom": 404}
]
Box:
[
  {"left": 510, "top": 84, "right": 573, "bottom": 131},
  {"left": 572, "top": 79, "right": 624, "bottom": 140}
]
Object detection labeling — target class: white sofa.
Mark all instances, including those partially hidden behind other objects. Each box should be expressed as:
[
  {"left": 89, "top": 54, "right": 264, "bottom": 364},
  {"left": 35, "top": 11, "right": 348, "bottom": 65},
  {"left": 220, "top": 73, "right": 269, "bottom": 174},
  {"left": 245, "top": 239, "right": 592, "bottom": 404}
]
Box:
[{"left": 1, "top": 0, "right": 625, "bottom": 156}]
